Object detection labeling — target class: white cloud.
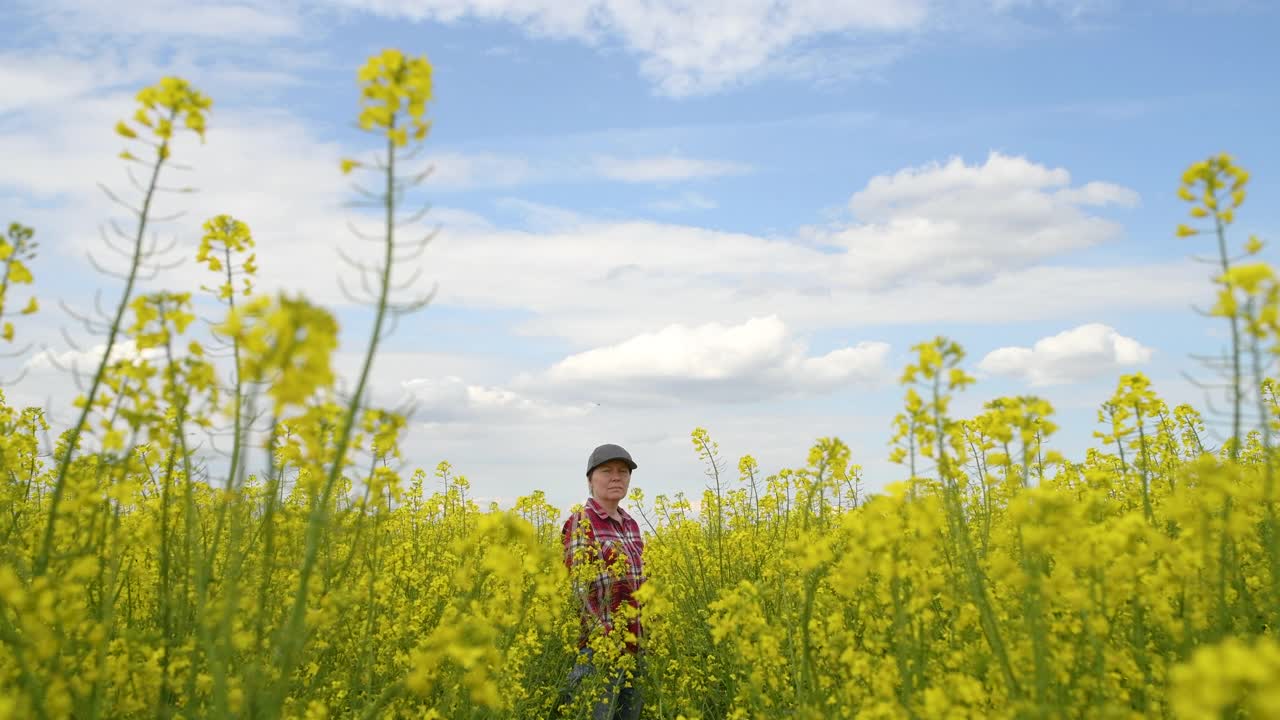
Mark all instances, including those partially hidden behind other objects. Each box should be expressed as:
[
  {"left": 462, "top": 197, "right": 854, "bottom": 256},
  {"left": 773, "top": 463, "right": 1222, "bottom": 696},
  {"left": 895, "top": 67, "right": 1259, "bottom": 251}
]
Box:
[
  {"left": 0, "top": 52, "right": 127, "bottom": 115},
  {"left": 0, "top": 96, "right": 125, "bottom": 198},
  {"left": 592, "top": 154, "right": 751, "bottom": 183},
  {"left": 815, "top": 151, "right": 1140, "bottom": 289},
  {"left": 323, "top": 0, "right": 928, "bottom": 96},
  {"left": 401, "top": 376, "right": 594, "bottom": 423},
  {"left": 978, "top": 323, "right": 1154, "bottom": 386},
  {"left": 542, "top": 315, "right": 890, "bottom": 404},
  {"left": 25, "top": 340, "right": 163, "bottom": 373}
]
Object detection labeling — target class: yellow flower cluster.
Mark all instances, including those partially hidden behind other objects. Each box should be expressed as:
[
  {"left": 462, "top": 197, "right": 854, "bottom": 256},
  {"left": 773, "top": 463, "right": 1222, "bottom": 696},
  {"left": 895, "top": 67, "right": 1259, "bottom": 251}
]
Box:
[
  {"left": 216, "top": 295, "right": 339, "bottom": 413},
  {"left": 341, "top": 49, "right": 433, "bottom": 176},
  {"left": 357, "top": 49, "right": 433, "bottom": 148},
  {"left": 115, "top": 76, "right": 212, "bottom": 161},
  {"left": 197, "top": 214, "right": 257, "bottom": 299},
  {"left": 1170, "top": 635, "right": 1280, "bottom": 719},
  {"left": 1176, "top": 152, "right": 1249, "bottom": 237}
]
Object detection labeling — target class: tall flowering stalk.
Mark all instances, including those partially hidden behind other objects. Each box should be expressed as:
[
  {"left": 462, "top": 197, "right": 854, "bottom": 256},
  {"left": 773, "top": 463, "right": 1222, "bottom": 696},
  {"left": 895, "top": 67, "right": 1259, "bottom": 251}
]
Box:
[
  {"left": 270, "top": 48, "right": 436, "bottom": 711},
  {"left": 1177, "top": 153, "right": 1251, "bottom": 457},
  {"left": 1177, "top": 155, "right": 1279, "bottom": 640},
  {"left": 36, "top": 78, "right": 210, "bottom": 577}
]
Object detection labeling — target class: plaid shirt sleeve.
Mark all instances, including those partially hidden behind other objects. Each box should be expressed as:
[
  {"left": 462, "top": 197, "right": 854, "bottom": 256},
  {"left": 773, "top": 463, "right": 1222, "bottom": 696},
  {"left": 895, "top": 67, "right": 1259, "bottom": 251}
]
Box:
[{"left": 562, "top": 510, "right": 615, "bottom": 634}]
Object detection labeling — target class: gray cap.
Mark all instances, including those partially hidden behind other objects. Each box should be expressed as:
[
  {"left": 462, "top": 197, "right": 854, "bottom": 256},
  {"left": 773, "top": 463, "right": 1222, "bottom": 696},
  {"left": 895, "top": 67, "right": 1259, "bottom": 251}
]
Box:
[{"left": 586, "top": 443, "right": 637, "bottom": 477}]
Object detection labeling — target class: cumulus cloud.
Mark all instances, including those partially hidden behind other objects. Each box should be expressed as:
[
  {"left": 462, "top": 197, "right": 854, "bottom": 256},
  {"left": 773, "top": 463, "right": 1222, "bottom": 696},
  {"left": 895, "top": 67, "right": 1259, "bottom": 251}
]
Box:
[
  {"left": 543, "top": 315, "right": 890, "bottom": 404},
  {"left": 977, "top": 323, "right": 1154, "bottom": 386},
  {"left": 321, "top": 0, "right": 928, "bottom": 96},
  {"left": 819, "top": 151, "right": 1141, "bottom": 289}
]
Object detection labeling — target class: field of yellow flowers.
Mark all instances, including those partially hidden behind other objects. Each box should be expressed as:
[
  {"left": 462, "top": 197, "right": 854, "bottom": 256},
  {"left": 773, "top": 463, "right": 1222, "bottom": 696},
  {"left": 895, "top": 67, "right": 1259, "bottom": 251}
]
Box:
[{"left": 1, "top": 48, "right": 1278, "bottom": 719}]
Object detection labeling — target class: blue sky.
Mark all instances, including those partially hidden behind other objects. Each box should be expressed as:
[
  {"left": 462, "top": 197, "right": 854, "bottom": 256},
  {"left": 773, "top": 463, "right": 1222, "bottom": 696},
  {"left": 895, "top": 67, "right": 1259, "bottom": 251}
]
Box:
[{"left": 2, "top": 0, "right": 1278, "bottom": 511}]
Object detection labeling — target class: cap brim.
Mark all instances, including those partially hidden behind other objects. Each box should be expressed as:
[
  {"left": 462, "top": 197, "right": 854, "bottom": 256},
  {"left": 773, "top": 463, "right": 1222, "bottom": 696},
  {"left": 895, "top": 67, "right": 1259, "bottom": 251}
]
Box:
[{"left": 588, "top": 456, "right": 638, "bottom": 474}]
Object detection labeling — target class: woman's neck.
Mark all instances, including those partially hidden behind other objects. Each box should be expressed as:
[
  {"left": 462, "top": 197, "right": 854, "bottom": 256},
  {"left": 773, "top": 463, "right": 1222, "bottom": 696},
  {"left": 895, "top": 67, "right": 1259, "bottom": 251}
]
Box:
[{"left": 593, "top": 496, "right": 622, "bottom": 518}]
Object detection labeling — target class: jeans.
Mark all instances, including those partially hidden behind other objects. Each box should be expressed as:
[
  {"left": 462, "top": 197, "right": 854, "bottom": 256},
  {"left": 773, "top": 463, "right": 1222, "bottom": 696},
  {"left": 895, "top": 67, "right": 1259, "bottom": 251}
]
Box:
[{"left": 562, "top": 647, "right": 643, "bottom": 720}]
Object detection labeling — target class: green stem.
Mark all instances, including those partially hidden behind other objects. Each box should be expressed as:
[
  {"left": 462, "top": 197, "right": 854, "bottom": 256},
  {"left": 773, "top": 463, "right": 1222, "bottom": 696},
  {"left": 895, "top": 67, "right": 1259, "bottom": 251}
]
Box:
[
  {"left": 1213, "top": 210, "right": 1242, "bottom": 458},
  {"left": 273, "top": 129, "right": 399, "bottom": 709},
  {"left": 1134, "top": 404, "right": 1154, "bottom": 524}
]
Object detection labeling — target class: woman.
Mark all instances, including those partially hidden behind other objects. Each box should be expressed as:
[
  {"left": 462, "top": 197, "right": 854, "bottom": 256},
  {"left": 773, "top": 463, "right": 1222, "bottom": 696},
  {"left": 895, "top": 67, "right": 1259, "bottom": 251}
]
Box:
[{"left": 560, "top": 443, "right": 645, "bottom": 720}]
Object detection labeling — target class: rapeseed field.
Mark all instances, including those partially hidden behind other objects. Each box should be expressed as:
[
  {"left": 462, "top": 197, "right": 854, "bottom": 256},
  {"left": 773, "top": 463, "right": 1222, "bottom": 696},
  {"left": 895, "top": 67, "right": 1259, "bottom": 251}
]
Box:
[{"left": 0, "top": 49, "right": 1276, "bottom": 719}]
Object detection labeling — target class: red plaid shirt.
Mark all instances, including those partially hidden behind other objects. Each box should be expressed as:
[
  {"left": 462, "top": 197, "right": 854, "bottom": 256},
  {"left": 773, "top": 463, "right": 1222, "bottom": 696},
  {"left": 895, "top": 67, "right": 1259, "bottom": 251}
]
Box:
[{"left": 562, "top": 497, "right": 646, "bottom": 651}]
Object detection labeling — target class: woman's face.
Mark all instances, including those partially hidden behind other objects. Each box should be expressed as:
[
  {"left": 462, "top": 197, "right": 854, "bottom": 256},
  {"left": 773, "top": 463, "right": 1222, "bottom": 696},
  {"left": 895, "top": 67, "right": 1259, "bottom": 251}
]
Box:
[{"left": 589, "top": 459, "right": 632, "bottom": 502}]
